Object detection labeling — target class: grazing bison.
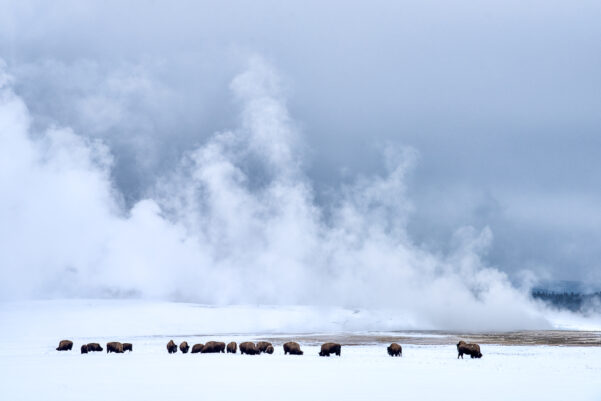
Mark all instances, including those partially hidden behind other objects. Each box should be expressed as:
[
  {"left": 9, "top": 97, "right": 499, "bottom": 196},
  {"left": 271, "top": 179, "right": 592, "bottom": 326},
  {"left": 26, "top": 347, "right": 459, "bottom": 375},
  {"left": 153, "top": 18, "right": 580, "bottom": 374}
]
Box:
[
  {"left": 201, "top": 341, "right": 226, "bottom": 353},
  {"left": 227, "top": 342, "right": 237, "bottom": 354},
  {"left": 265, "top": 345, "right": 274, "bottom": 354},
  {"left": 283, "top": 342, "right": 303, "bottom": 355},
  {"left": 56, "top": 340, "right": 73, "bottom": 351},
  {"left": 81, "top": 344, "right": 88, "bottom": 354},
  {"left": 457, "top": 341, "right": 482, "bottom": 359},
  {"left": 387, "top": 343, "right": 402, "bottom": 357},
  {"left": 179, "top": 341, "right": 189, "bottom": 354},
  {"left": 319, "top": 342, "right": 341, "bottom": 357},
  {"left": 191, "top": 343, "right": 204, "bottom": 354},
  {"left": 239, "top": 342, "right": 260, "bottom": 355},
  {"left": 107, "top": 342, "right": 124, "bottom": 354},
  {"left": 166, "top": 340, "right": 177, "bottom": 354},
  {"left": 123, "top": 343, "right": 133, "bottom": 352},
  {"left": 87, "top": 343, "right": 103, "bottom": 352},
  {"left": 256, "top": 341, "right": 273, "bottom": 354}
]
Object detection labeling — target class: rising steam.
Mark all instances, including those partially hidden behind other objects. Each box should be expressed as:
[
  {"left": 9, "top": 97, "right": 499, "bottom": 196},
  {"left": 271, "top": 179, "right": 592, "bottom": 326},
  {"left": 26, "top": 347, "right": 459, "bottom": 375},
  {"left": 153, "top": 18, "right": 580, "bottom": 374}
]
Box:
[{"left": 0, "top": 57, "right": 551, "bottom": 330}]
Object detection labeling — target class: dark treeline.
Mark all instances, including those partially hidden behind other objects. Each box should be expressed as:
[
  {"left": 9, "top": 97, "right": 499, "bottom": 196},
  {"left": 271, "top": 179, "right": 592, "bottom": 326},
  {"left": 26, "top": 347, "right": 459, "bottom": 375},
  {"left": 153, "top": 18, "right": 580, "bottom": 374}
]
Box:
[{"left": 531, "top": 290, "right": 601, "bottom": 312}]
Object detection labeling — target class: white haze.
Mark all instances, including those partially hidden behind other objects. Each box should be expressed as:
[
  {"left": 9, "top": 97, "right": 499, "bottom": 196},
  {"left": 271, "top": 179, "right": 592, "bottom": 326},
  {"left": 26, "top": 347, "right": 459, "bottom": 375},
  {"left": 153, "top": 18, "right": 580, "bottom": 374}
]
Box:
[
  {"left": 0, "top": 57, "right": 557, "bottom": 330},
  {"left": 3, "top": 1, "right": 601, "bottom": 284}
]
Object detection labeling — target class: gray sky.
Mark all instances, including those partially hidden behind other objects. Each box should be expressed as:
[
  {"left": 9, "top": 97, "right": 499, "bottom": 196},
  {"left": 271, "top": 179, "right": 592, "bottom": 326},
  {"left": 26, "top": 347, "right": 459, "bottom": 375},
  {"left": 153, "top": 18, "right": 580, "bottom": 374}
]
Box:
[{"left": 2, "top": 0, "right": 601, "bottom": 286}]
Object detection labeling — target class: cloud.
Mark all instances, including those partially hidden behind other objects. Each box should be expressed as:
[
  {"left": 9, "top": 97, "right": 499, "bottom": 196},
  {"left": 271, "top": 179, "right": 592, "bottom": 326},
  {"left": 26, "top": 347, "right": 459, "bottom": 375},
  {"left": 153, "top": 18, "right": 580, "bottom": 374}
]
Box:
[{"left": 2, "top": 1, "right": 601, "bottom": 284}]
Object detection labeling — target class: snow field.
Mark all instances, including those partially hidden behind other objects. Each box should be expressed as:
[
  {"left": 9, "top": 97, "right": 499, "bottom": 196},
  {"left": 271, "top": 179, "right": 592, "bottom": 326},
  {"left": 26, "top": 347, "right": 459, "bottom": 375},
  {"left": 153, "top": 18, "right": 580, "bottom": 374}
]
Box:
[
  {"left": 1, "top": 340, "right": 601, "bottom": 401},
  {"left": 1, "top": 300, "right": 600, "bottom": 400}
]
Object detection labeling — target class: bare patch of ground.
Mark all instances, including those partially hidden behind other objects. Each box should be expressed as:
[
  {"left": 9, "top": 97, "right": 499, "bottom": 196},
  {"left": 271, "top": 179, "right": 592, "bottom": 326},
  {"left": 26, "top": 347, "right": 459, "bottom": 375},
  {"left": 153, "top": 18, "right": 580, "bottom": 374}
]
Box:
[{"left": 259, "top": 330, "right": 601, "bottom": 346}]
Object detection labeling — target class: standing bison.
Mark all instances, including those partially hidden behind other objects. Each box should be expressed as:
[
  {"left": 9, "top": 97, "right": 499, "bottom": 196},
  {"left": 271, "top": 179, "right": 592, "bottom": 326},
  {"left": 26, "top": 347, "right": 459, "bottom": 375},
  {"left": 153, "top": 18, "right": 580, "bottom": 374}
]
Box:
[
  {"left": 166, "top": 340, "right": 177, "bottom": 354},
  {"left": 191, "top": 343, "right": 204, "bottom": 354},
  {"left": 319, "top": 343, "right": 341, "bottom": 357},
  {"left": 387, "top": 343, "right": 402, "bottom": 357},
  {"left": 56, "top": 340, "right": 73, "bottom": 351},
  {"left": 179, "top": 341, "right": 189, "bottom": 354},
  {"left": 201, "top": 341, "right": 226, "bottom": 353},
  {"left": 123, "top": 343, "right": 133, "bottom": 352},
  {"left": 256, "top": 341, "right": 273, "bottom": 354},
  {"left": 87, "top": 343, "right": 103, "bottom": 352},
  {"left": 81, "top": 344, "right": 88, "bottom": 354},
  {"left": 457, "top": 341, "right": 482, "bottom": 359},
  {"left": 283, "top": 342, "right": 303, "bottom": 355},
  {"left": 227, "top": 342, "right": 237, "bottom": 353},
  {"left": 107, "top": 342, "right": 124, "bottom": 353},
  {"left": 239, "top": 342, "right": 260, "bottom": 355}
]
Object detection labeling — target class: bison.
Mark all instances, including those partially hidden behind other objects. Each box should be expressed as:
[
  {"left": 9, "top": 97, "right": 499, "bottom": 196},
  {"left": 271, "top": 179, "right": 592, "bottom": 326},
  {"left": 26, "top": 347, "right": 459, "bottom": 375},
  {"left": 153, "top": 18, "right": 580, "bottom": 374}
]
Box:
[
  {"left": 457, "top": 341, "right": 482, "bottom": 359},
  {"left": 81, "top": 344, "right": 88, "bottom": 354},
  {"left": 191, "top": 343, "right": 204, "bottom": 354},
  {"left": 319, "top": 342, "right": 341, "bottom": 357},
  {"left": 256, "top": 341, "right": 273, "bottom": 354},
  {"left": 87, "top": 343, "right": 103, "bottom": 352},
  {"left": 387, "top": 343, "right": 402, "bottom": 357},
  {"left": 283, "top": 342, "right": 303, "bottom": 355},
  {"left": 201, "top": 341, "right": 226, "bottom": 353},
  {"left": 239, "top": 342, "right": 260, "bottom": 355},
  {"left": 56, "top": 340, "right": 73, "bottom": 351},
  {"left": 227, "top": 342, "right": 237, "bottom": 354},
  {"left": 179, "top": 341, "right": 189, "bottom": 354},
  {"left": 166, "top": 340, "right": 177, "bottom": 354},
  {"left": 123, "top": 343, "right": 133, "bottom": 352},
  {"left": 107, "top": 342, "right": 124, "bottom": 354}
]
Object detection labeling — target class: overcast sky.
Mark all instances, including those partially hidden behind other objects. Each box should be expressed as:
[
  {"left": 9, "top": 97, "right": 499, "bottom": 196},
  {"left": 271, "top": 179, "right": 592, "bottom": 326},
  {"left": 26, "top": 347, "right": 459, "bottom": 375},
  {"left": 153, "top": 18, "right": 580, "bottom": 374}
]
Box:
[{"left": 1, "top": 0, "right": 600, "bottom": 287}]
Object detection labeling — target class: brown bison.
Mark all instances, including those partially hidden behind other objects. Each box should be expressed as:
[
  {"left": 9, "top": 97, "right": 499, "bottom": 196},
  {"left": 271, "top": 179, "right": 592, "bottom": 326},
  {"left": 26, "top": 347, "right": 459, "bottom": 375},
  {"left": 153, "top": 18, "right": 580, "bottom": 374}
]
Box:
[
  {"left": 56, "top": 340, "right": 73, "bottom": 351},
  {"left": 107, "top": 342, "right": 124, "bottom": 353},
  {"left": 265, "top": 345, "right": 274, "bottom": 354},
  {"left": 283, "top": 342, "right": 303, "bottom": 355},
  {"left": 239, "top": 342, "right": 260, "bottom": 355},
  {"left": 457, "top": 341, "right": 482, "bottom": 359},
  {"left": 256, "top": 341, "right": 273, "bottom": 354},
  {"left": 191, "top": 343, "right": 204, "bottom": 354},
  {"left": 387, "top": 343, "right": 402, "bottom": 357},
  {"left": 201, "top": 341, "right": 226, "bottom": 353},
  {"left": 166, "top": 340, "right": 177, "bottom": 354},
  {"left": 319, "top": 342, "right": 341, "bottom": 357},
  {"left": 123, "top": 343, "right": 133, "bottom": 352},
  {"left": 81, "top": 344, "right": 88, "bottom": 354},
  {"left": 227, "top": 342, "right": 237, "bottom": 353},
  {"left": 87, "top": 343, "right": 103, "bottom": 352},
  {"left": 179, "top": 341, "right": 189, "bottom": 354}
]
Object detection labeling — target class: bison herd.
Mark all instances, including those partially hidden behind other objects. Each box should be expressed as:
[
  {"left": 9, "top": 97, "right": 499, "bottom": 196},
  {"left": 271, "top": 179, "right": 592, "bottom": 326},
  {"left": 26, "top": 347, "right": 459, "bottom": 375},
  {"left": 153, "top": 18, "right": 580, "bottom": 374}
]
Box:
[
  {"left": 56, "top": 340, "right": 133, "bottom": 354},
  {"left": 55, "top": 339, "right": 483, "bottom": 359}
]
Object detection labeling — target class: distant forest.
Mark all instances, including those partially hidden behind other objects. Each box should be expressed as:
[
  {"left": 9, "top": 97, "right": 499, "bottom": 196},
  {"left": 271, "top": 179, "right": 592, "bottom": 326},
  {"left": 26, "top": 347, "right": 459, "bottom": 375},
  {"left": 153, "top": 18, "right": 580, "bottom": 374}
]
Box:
[{"left": 531, "top": 290, "right": 601, "bottom": 312}]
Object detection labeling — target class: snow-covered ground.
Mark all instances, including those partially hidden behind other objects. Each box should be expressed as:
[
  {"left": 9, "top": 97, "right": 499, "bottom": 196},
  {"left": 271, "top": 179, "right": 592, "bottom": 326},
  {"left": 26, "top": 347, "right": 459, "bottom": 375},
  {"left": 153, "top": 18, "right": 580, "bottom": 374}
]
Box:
[{"left": 1, "top": 300, "right": 600, "bottom": 400}]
